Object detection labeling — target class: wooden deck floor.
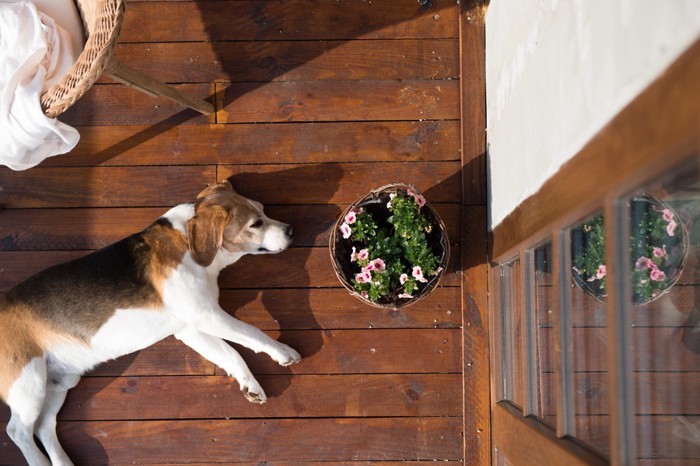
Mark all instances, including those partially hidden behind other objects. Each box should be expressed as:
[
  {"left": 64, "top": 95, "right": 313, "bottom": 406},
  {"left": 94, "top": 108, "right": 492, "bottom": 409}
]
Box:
[{"left": 0, "top": 0, "right": 488, "bottom": 464}]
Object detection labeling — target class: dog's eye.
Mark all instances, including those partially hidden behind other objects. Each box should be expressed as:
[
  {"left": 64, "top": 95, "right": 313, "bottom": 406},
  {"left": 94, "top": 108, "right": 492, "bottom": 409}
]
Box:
[{"left": 250, "top": 219, "right": 263, "bottom": 229}]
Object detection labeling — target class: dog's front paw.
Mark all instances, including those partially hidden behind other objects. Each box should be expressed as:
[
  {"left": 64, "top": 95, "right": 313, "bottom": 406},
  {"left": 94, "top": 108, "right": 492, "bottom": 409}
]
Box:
[
  {"left": 273, "top": 344, "right": 301, "bottom": 367},
  {"left": 240, "top": 378, "right": 267, "bottom": 404}
]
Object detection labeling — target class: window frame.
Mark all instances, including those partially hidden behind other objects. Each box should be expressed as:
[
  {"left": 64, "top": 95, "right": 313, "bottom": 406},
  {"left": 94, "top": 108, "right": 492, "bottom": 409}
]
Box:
[{"left": 488, "top": 38, "right": 700, "bottom": 465}]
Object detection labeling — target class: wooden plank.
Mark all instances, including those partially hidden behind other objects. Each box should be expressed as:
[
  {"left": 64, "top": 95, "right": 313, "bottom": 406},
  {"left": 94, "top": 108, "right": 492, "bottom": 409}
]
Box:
[
  {"left": 0, "top": 204, "right": 461, "bottom": 251},
  {"left": 120, "top": 0, "right": 460, "bottom": 42},
  {"left": 462, "top": 205, "right": 490, "bottom": 465},
  {"left": 574, "top": 415, "right": 700, "bottom": 460},
  {"left": 220, "top": 161, "right": 462, "bottom": 205},
  {"left": 537, "top": 327, "right": 700, "bottom": 372},
  {"left": 46, "top": 121, "right": 461, "bottom": 167},
  {"left": 59, "top": 84, "right": 214, "bottom": 126},
  {"left": 219, "top": 287, "right": 462, "bottom": 331},
  {"left": 82, "top": 329, "right": 461, "bottom": 377},
  {"left": 111, "top": 39, "right": 459, "bottom": 83},
  {"left": 538, "top": 372, "right": 700, "bottom": 416},
  {"left": 0, "top": 166, "right": 215, "bottom": 209},
  {"left": 54, "top": 418, "right": 461, "bottom": 463},
  {"left": 0, "top": 247, "right": 462, "bottom": 291},
  {"left": 216, "top": 80, "right": 460, "bottom": 123},
  {"left": 459, "top": 0, "right": 487, "bottom": 206},
  {"left": 0, "top": 374, "right": 461, "bottom": 422}
]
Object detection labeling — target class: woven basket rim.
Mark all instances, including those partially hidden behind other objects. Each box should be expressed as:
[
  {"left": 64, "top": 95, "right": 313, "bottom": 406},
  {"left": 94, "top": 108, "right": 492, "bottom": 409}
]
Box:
[
  {"left": 329, "top": 183, "right": 450, "bottom": 310},
  {"left": 41, "top": 0, "right": 125, "bottom": 117}
]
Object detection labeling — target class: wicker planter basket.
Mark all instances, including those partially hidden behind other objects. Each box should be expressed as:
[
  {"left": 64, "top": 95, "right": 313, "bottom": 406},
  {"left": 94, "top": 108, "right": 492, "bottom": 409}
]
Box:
[{"left": 330, "top": 183, "right": 450, "bottom": 309}]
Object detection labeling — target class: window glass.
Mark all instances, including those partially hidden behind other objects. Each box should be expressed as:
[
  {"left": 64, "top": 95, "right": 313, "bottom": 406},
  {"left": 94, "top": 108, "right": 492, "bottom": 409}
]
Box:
[
  {"left": 500, "top": 258, "right": 524, "bottom": 408},
  {"left": 569, "top": 213, "right": 610, "bottom": 457},
  {"left": 531, "top": 241, "right": 556, "bottom": 427},
  {"left": 623, "top": 157, "right": 700, "bottom": 464}
]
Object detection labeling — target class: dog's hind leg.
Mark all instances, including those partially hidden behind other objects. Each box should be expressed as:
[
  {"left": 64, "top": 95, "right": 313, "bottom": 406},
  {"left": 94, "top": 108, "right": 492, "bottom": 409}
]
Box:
[
  {"left": 35, "top": 370, "right": 80, "bottom": 466},
  {"left": 175, "top": 328, "right": 268, "bottom": 403},
  {"left": 5, "top": 357, "right": 51, "bottom": 466}
]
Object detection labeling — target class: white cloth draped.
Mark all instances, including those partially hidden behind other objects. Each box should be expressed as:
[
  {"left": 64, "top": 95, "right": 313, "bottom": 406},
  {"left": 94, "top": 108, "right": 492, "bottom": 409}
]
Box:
[{"left": 0, "top": 1, "right": 80, "bottom": 170}]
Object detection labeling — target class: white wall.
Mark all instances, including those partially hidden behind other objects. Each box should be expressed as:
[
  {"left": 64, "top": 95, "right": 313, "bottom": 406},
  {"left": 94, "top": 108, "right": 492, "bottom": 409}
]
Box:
[{"left": 486, "top": 0, "right": 700, "bottom": 228}]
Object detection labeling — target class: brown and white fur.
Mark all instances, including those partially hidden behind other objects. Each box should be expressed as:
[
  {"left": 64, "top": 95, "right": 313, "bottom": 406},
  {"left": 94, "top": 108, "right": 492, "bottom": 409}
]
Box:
[{"left": 0, "top": 181, "right": 301, "bottom": 466}]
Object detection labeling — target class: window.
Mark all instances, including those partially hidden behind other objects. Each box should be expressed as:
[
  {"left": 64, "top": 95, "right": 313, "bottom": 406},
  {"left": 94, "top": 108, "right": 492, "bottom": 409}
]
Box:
[{"left": 488, "top": 40, "right": 699, "bottom": 466}]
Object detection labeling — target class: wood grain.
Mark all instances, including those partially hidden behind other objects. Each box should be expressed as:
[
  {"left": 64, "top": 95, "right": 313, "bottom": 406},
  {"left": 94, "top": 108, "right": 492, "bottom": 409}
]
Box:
[
  {"left": 120, "top": 0, "right": 460, "bottom": 42},
  {"left": 219, "top": 162, "right": 462, "bottom": 205},
  {"left": 216, "top": 80, "right": 460, "bottom": 123},
  {"left": 0, "top": 373, "right": 461, "bottom": 421},
  {"left": 0, "top": 166, "right": 215, "bottom": 209},
  {"left": 46, "top": 121, "right": 461, "bottom": 167},
  {"left": 110, "top": 39, "right": 459, "bottom": 83},
  {"left": 78, "top": 328, "right": 461, "bottom": 377}
]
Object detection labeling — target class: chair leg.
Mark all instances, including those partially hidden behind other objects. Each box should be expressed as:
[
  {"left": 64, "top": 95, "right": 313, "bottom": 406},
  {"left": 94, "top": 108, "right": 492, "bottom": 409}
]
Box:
[{"left": 104, "top": 56, "right": 214, "bottom": 115}]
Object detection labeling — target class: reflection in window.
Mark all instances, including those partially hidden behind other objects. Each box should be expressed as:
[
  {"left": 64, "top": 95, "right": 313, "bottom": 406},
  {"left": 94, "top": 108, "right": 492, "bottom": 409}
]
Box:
[
  {"left": 498, "top": 258, "right": 523, "bottom": 408},
  {"left": 569, "top": 213, "right": 610, "bottom": 457},
  {"left": 624, "top": 158, "right": 700, "bottom": 464},
  {"left": 530, "top": 242, "right": 556, "bottom": 428}
]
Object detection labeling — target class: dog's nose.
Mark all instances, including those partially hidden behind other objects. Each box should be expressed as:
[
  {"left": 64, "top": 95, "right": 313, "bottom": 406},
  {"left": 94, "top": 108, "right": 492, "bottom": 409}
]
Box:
[{"left": 285, "top": 225, "right": 294, "bottom": 238}]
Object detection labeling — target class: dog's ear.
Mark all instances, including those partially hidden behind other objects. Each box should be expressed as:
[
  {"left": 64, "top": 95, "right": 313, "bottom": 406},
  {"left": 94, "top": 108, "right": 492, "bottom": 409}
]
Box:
[
  {"left": 186, "top": 204, "right": 229, "bottom": 267},
  {"left": 196, "top": 180, "right": 236, "bottom": 200}
]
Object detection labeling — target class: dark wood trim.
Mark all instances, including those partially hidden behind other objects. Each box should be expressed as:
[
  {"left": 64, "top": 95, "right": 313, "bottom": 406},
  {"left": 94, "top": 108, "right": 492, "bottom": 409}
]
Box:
[
  {"left": 492, "top": 403, "right": 608, "bottom": 466},
  {"left": 492, "top": 38, "right": 700, "bottom": 259},
  {"left": 460, "top": 1, "right": 490, "bottom": 465}
]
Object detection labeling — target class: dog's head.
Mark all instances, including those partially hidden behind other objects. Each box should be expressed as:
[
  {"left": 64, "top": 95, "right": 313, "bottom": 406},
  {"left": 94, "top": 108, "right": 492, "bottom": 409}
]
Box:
[{"left": 186, "top": 181, "right": 293, "bottom": 267}]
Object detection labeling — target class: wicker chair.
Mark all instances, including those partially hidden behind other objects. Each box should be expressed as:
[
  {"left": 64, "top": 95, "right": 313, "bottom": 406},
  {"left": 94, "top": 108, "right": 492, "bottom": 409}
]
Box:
[{"left": 40, "top": 0, "right": 214, "bottom": 117}]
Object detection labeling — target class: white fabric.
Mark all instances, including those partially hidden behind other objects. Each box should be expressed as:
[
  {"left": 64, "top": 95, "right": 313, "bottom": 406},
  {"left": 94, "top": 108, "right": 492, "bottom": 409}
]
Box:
[
  {"left": 32, "top": 0, "right": 84, "bottom": 61},
  {"left": 0, "top": 1, "right": 80, "bottom": 170}
]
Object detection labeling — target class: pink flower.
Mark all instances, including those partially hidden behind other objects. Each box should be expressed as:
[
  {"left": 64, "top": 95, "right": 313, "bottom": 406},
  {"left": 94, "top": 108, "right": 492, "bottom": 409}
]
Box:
[
  {"left": 595, "top": 265, "right": 607, "bottom": 279},
  {"left": 650, "top": 267, "right": 666, "bottom": 281},
  {"left": 414, "top": 193, "right": 426, "bottom": 208},
  {"left": 344, "top": 211, "right": 358, "bottom": 225},
  {"left": 663, "top": 209, "right": 674, "bottom": 222},
  {"left": 357, "top": 249, "right": 369, "bottom": 261},
  {"left": 363, "top": 262, "right": 375, "bottom": 272},
  {"left": 400, "top": 273, "right": 408, "bottom": 284},
  {"left": 398, "top": 293, "right": 413, "bottom": 299},
  {"left": 340, "top": 223, "right": 352, "bottom": 239},
  {"left": 355, "top": 271, "right": 372, "bottom": 283},
  {"left": 369, "top": 258, "right": 386, "bottom": 272},
  {"left": 652, "top": 246, "right": 667, "bottom": 258},
  {"left": 350, "top": 247, "right": 358, "bottom": 262},
  {"left": 636, "top": 256, "right": 653, "bottom": 269},
  {"left": 412, "top": 266, "right": 428, "bottom": 283},
  {"left": 667, "top": 220, "right": 677, "bottom": 236}
]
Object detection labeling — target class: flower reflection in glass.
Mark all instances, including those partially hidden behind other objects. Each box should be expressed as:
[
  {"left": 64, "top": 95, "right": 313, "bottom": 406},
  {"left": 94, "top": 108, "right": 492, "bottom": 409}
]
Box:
[{"left": 572, "top": 193, "right": 688, "bottom": 304}]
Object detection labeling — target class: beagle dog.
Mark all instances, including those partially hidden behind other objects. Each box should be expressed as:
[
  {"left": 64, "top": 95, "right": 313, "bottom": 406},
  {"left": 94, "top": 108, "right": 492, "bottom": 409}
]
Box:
[{"left": 0, "top": 181, "right": 301, "bottom": 466}]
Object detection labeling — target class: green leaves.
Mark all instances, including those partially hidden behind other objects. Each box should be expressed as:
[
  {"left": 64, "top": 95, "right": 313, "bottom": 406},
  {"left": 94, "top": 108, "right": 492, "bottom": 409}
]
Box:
[{"left": 342, "top": 190, "right": 443, "bottom": 303}]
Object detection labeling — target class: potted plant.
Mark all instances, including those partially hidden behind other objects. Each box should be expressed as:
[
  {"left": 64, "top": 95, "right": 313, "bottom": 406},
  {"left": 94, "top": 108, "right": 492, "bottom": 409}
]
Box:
[
  {"left": 571, "top": 193, "right": 688, "bottom": 305},
  {"left": 330, "top": 183, "right": 450, "bottom": 309}
]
